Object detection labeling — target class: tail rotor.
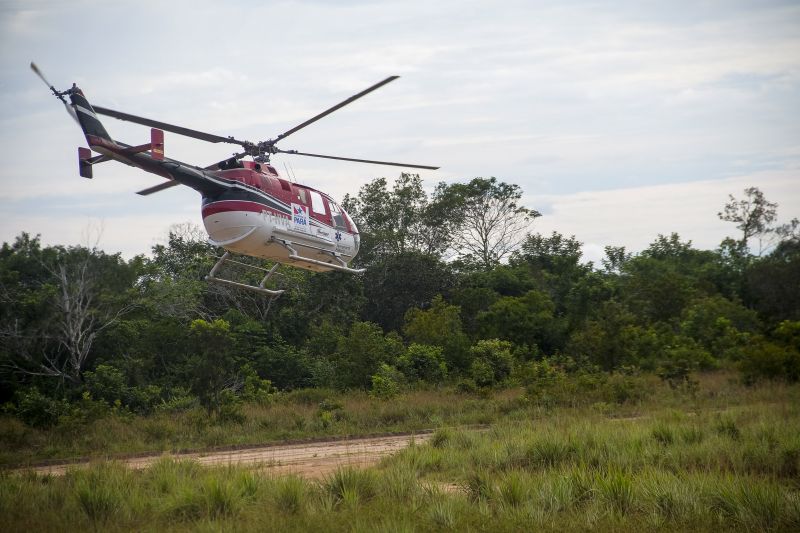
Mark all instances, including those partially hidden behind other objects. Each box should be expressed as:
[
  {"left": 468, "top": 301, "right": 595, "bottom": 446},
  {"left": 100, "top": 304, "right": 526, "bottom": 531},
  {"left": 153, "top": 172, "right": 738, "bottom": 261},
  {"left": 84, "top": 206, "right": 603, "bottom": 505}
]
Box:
[{"left": 30, "top": 61, "right": 79, "bottom": 124}]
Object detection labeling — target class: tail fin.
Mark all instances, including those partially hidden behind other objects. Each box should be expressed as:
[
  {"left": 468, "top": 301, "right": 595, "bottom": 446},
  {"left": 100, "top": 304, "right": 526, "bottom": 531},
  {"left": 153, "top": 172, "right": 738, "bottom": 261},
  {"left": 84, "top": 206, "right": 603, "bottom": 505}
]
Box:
[{"left": 68, "top": 87, "right": 114, "bottom": 146}]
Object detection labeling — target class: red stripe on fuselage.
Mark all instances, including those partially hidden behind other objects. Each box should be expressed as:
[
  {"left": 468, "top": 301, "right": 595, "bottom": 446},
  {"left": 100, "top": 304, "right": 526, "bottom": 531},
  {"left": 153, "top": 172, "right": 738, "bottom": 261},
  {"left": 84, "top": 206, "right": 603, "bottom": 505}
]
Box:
[{"left": 202, "top": 200, "right": 286, "bottom": 218}]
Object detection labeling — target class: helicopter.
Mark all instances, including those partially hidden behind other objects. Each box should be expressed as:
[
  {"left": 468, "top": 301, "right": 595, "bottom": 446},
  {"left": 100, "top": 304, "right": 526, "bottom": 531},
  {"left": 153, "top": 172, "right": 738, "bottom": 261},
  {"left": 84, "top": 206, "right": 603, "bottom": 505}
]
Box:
[{"left": 31, "top": 63, "right": 438, "bottom": 296}]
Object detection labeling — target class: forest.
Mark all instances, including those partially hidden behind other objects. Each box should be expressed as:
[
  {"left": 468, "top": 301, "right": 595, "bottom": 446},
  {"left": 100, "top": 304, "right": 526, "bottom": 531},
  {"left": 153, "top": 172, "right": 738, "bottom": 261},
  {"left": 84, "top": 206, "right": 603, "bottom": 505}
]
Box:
[
  {"left": 0, "top": 175, "right": 798, "bottom": 430},
  {"left": 2, "top": 176, "right": 800, "bottom": 531}
]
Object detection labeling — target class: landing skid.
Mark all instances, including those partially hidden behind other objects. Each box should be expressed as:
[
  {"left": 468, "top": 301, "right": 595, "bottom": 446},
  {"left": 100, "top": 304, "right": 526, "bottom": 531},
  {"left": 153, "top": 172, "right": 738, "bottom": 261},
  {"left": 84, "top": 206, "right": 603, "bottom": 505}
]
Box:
[
  {"left": 273, "top": 238, "right": 365, "bottom": 274},
  {"left": 205, "top": 252, "right": 285, "bottom": 296}
]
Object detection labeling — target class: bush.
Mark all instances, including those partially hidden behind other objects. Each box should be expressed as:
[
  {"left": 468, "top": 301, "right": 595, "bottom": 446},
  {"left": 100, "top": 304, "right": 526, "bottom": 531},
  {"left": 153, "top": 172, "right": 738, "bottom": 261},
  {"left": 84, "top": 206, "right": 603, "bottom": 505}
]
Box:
[
  {"left": 335, "top": 322, "right": 403, "bottom": 390},
  {"left": 468, "top": 339, "right": 514, "bottom": 387},
  {"left": 657, "top": 358, "right": 699, "bottom": 394},
  {"left": 370, "top": 364, "right": 404, "bottom": 399},
  {"left": 157, "top": 387, "right": 198, "bottom": 412},
  {"left": 739, "top": 341, "right": 800, "bottom": 383},
  {"left": 13, "top": 388, "right": 70, "bottom": 428},
  {"left": 456, "top": 378, "right": 479, "bottom": 394},
  {"left": 241, "top": 364, "right": 274, "bottom": 404},
  {"left": 398, "top": 343, "right": 447, "bottom": 384},
  {"left": 83, "top": 364, "right": 126, "bottom": 405},
  {"left": 469, "top": 358, "right": 495, "bottom": 388}
]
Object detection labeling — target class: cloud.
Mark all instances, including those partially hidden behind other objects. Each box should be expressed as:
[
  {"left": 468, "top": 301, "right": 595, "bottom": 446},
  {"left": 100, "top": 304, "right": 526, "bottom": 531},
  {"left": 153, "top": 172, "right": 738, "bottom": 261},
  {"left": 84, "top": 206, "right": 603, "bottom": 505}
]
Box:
[
  {"left": 1, "top": 0, "right": 799, "bottom": 263},
  {"left": 530, "top": 170, "right": 800, "bottom": 264}
]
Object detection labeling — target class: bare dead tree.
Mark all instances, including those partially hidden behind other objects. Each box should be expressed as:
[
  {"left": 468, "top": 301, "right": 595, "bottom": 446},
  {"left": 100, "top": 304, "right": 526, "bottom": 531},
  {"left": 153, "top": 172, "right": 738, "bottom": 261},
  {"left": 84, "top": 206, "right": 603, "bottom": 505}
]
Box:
[
  {"left": 1, "top": 249, "right": 134, "bottom": 386},
  {"left": 449, "top": 177, "right": 541, "bottom": 268}
]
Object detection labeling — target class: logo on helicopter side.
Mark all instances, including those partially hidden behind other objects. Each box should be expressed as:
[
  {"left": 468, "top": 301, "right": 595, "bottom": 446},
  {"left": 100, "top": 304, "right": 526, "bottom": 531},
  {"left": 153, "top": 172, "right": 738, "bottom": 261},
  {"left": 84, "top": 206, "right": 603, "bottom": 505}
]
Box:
[{"left": 291, "top": 203, "right": 310, "bottom": 233}]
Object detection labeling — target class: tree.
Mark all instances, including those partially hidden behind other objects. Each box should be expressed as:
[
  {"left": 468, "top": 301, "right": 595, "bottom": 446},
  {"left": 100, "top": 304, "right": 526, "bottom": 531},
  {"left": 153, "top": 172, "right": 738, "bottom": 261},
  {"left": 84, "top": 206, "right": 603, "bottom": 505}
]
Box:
[
  {"left": 0, "top": 234, "right": 137, "bottom": 388},
  {"left": 398, "top": 344, "right": 447, "bottom": 384},
  {"left": 186, "top": 318, "right": 240, "bottom": 414},
  {"left": 744, "top": 239, "right": 800, "bottom": 323},
  {"left": 445, "top": 177, "right": 540, "bottom": 269},
  {"left": 333, "top": 321, "right": 403, "bottom": 389},
  {"left": 477, "top": 289, "right": 561, "bottom": 353},
  {"left": 602, "top": 246, "right": 631, "bottom": 274},
  {"left": 362, "top": 251, "right": 453, "bottom": 332},
  {"left": 343, "top": 174, "right": 469, "bottom": 264},
  {"left": 512, "top": 232, "right": 594, "bottom": 318},
  {"left": 718, "top": 187, "right": 791, "bottom": 255},
  {"left": 403, "top": 295, "right": 470, "bottom": 371}
]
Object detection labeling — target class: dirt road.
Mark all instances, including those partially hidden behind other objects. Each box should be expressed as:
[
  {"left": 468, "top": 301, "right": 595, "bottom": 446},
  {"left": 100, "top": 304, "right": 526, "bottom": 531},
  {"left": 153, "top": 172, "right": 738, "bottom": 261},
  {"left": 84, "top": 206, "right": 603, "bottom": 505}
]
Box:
[{"left": 25, "top": 432, "right": 433, "bottom": 478}]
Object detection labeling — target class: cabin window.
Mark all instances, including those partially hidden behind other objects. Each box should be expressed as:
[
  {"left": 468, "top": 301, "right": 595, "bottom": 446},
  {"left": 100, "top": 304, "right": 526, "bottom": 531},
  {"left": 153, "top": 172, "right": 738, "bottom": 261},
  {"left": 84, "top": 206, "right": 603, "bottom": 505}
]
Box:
[
  {"left": 329, "top": 201, "right": 347, "bottom": 230},
  {"left": 343, "top": 209, "right": 356, "bottom": 232},
  {"left": 310, "top": 190, "right": 326, "bottom": 214},
  {"left": 297, "top": 188, "right": 307, "bottom": 204}
]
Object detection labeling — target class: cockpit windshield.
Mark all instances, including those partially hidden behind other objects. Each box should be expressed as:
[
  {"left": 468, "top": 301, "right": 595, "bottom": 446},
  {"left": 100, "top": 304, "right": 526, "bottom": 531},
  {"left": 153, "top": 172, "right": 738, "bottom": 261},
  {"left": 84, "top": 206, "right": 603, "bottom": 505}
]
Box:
[{"left": 329, "top": 201, "right": 347, "bottom": 230}]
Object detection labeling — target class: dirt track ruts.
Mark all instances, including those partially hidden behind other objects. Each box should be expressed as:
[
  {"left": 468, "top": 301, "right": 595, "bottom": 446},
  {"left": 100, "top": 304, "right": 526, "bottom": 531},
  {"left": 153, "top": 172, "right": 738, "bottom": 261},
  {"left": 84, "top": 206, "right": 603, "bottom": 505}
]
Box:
[{"left": 23, "top": 432, "right": 434, "bottom": 478}]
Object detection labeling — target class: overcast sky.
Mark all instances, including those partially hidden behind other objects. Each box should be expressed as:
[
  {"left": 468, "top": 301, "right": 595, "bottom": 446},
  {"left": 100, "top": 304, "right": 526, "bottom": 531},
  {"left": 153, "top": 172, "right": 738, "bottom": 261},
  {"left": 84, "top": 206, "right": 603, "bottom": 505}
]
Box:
[{"left": 1, "top": 0, "right": 798, "bottom": 264}]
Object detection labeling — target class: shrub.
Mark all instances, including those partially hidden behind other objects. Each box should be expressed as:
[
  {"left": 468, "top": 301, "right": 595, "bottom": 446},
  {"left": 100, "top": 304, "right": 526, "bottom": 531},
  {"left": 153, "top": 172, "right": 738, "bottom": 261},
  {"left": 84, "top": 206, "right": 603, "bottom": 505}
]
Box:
[
  {"left": 370, "top": 364, "right": 404, "bottom": 400},
  {"left": 468, "top": 339, "right": 514, "bottom": 387},
  {"left": 83, "top": 364, "right": 126, "bottom": 405},
  {"left": 739, "top": 340, "right": 800, "bottom": 383},
  {"left": 657, "top": 356, "right": 699, "bottom": 394},
  {"left": 398, "top": 343, "right": 447, "bottom": 384},
  {"left": 13, "top": 388, "right": 70, "bottom": 428},
  {"left": 456, "top": 378, "right": 479, "bottom": 394},
  {"left": 404, "top": 295, "right": 471, "bottom": 372},
  {"left": 156, "top": 387, "right": 198, "bottom": 412},
  {"left": 241, "top": 364, "right": 274, "bottom": 404}
]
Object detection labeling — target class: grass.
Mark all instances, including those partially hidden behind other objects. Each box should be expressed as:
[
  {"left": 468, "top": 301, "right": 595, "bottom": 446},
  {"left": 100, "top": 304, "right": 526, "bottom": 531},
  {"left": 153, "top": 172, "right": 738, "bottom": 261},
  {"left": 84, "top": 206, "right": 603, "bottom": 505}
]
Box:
[
  {"left": 1, "top": 373, "right": 799, "bottom": 531},
  {"left": 0, "top": 388, "right": 520, "bottom": 467},
  {"left": 2, "top": 372, "right": 794, "bottom": 467}
]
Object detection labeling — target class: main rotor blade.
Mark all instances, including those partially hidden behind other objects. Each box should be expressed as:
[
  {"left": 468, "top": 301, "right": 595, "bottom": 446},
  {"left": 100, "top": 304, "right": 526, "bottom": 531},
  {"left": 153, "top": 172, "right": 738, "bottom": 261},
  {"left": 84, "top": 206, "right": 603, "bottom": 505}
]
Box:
[
  {"left": 273, "top": 76, "right": 399, "bottom": 143},
  {"left": 277, "top": 149, "right": 439, "bottom": 170},
  {"left": 93, "top": 106, "right": 249, "bottom": 146},
  {"left": 30, "top": 62, "right": 54, "bottom": 88},
  {"left": 137, "top": 180, "right": 180, "bottom": 196}
]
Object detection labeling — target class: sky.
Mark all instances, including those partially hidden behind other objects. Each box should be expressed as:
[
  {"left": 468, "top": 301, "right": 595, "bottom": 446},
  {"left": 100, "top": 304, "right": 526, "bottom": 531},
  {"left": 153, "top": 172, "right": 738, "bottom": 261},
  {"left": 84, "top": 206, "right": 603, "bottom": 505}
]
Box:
[{"left": 1, "top": 0, "right": 798, "bottom": 264}]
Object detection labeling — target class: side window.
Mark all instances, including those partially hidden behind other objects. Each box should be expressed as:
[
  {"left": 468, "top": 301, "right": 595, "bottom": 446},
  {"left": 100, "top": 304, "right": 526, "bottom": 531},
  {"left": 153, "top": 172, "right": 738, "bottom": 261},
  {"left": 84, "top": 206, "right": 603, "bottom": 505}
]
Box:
[
  {"left": 297, "top": 188, "right": 307, "bottom": 204},
  {"left": 329, "top": 201, "right": 347, "bottom": 230},
  {"left": 310, "top": 190, "right": 326, "bottom": 214}
]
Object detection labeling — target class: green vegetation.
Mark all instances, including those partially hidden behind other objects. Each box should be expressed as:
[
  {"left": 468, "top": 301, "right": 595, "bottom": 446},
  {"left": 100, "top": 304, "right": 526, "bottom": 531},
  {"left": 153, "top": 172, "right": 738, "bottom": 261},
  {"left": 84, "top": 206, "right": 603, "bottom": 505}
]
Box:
[
  {"left": 2, "top": 376, "right": 799, "bottom": 531},
  {"left": 0, "top": 180, "right": 798, "bottom": 528}
]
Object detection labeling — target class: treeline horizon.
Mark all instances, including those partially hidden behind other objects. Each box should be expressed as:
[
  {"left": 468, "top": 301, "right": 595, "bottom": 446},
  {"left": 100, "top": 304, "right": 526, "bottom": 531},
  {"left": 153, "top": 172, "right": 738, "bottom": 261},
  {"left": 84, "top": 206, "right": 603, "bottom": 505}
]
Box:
[{"left": 1, "top": 175, "right": 798, "bottom": 427}]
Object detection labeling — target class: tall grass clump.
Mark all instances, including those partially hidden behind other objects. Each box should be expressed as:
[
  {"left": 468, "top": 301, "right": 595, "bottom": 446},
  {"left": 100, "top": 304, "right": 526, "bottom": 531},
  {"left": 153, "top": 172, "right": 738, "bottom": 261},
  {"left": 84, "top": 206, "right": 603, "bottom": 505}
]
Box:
[
  {"left": 70, "top": 462, "right": 131, "bottom": 526},
  {"left": 379, "top": 465, "right": 421, "bottom": 502},
  {"left": 426, "top": 497, "right": 459, "bottom": 529},
  {"left": 271, "top": 475, "right": 310, "bottom": 514},
  {"left": 497, "top": 471, "right": 529, "bottom": 509},
  {"left": 593, "top": 468, "right": 636, "bottom": 516},
  {"left": 463, "top": 468, "right": 493, "bottom": 502},
  {"left": 651, "top": 423, "right": 675, "bottom": 445},
  {"left": 708, "top": 477, "right": 796, "bottom": 530},
  {"left": 323, "top": 467, "right": 377, "bottom": 507},
  {"left": 202, "top": 475, "right": 242, "bottom": 517},
  {"left": 145, "top": 457, "right": 201, "bottom": 495},
  {"left": 524, "top": 435, "right": 577, "bottom": 469}
]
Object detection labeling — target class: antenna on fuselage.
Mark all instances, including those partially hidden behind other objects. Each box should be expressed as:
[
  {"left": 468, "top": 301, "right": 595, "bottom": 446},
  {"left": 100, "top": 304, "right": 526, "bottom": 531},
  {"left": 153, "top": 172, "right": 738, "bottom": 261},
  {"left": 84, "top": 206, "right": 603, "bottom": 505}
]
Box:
[{"left": 283, "top": 162, "right": 297, "bottom": 183}]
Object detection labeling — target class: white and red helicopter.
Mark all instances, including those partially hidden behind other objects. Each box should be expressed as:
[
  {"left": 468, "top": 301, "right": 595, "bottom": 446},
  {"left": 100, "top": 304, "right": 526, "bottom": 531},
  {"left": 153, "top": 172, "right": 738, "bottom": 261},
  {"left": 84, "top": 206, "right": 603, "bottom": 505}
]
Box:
[{"left": 31, "top": 63, "right": 437, "bottom": 296}]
